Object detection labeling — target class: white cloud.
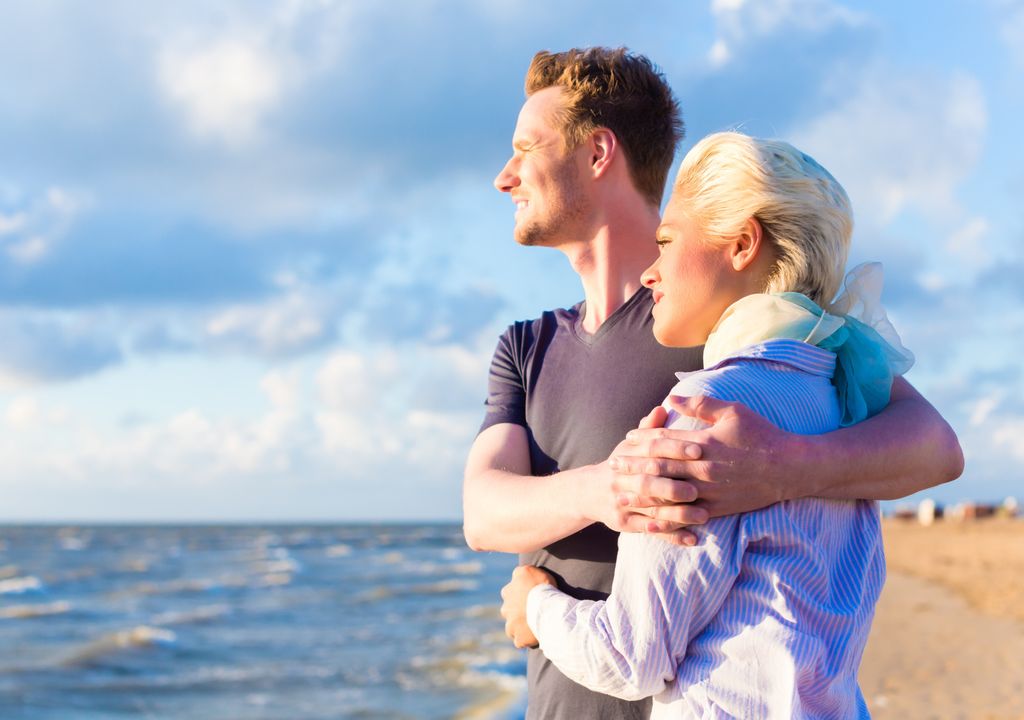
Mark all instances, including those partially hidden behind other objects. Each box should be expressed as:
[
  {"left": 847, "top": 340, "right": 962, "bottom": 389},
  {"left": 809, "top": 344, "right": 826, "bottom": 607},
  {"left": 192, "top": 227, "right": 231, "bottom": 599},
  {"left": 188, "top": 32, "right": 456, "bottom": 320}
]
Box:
[
  {"left": 5, "top": 396, "right": 41, "bottom": 429},
  {"left": 712, "top": 0, "right": 747, "bottom": 12},
  {"left": 0, "top": 340, "right": 488, "bottom": 518},
  {"left": 159, "top": 38, "right": 284, "bottom": 145},
  {"left": 708, "top": 39, "right": 730, "bottom": 67},
  {"left": 0, "top": 185, "right": 89, "bottom": 265},
  {"left": 204, "top": 291, "right": 336, "bottom": 356},
  {"left": 999, "top": 1, "right": 1024, "bottom": 69},
  {"left": 0, "top": 211, "right": 26, "bottom": 235},
  {"left": 316, "top": 349, "right": 401, "bottom": 412},
  {"left": 946, "top": 216, "right": 991, "bottom": 273},
  {"left": 709, "top": 0, "right": 868, "bottom": 48},
  {"left": 7, "top": 236, "right": 49, "bottom": 263},
  {"left": 969, "top": 392, "right": 1003, "bottom": 426},
  {"left": 792, "top": 68, "right": 987, "bottom": 229},
  {"left": 992, "top": 418, "right": 1024, "bottom": 463}
]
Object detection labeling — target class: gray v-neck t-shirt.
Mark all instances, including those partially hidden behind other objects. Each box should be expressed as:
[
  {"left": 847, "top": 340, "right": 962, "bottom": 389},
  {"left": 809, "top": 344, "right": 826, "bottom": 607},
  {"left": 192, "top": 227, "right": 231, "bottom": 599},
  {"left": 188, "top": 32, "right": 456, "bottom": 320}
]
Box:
[{"left": 479, "top": 287, "right": 704, "bottom": 720}]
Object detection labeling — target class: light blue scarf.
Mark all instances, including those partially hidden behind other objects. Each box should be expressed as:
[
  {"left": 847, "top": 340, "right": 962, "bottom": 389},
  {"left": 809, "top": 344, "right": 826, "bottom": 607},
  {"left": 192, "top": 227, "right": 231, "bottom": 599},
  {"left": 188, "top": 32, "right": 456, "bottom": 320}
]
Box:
[{"left": 703, "top": 263, "right": 914, "bottom": 427}]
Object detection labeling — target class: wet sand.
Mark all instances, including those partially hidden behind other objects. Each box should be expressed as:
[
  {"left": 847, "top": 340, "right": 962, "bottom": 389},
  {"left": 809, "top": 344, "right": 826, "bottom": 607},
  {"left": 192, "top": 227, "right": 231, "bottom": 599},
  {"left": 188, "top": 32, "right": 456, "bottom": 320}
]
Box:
[{"left": 860, "top": 518, "right": 1024, "bottom": 719}]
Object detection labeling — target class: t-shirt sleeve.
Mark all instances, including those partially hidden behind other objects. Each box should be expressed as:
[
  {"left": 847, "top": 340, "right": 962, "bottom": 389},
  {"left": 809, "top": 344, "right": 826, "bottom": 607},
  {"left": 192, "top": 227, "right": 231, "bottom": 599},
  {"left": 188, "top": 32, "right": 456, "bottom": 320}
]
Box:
[{"left": 478, "top": 326, "right": 527, "bottom": 434}]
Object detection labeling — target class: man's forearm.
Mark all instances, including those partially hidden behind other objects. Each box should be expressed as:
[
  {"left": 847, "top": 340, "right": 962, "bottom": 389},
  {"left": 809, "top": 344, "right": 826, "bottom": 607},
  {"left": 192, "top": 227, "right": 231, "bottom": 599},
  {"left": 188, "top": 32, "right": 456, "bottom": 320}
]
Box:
[
  {"left": 463, "top": 465, "right": 595, "bottom": 553},
  {"left": 788, "top": 378, "right": 963, "bottom": 502}
]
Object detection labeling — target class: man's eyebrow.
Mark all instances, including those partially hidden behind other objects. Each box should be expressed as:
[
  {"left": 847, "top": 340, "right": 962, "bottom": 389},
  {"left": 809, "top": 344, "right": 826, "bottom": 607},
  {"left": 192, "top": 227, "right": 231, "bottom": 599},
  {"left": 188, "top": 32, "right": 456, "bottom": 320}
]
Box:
[{"left": 513, "top": 137, "right": 535, "bottom": 151}]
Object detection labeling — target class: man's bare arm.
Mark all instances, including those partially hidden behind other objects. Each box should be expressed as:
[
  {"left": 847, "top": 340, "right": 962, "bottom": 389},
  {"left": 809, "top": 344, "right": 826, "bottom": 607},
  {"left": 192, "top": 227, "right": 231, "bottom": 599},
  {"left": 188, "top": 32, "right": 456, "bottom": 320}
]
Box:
[
  {"left": 462, "top": 422, "right": 703, "bottom": 553},
  {"left": 787, "top": 377, "right": 963, "bottom": 501},
  {"left": 611, "top": 377, "right": 963, "bottom": 530}
]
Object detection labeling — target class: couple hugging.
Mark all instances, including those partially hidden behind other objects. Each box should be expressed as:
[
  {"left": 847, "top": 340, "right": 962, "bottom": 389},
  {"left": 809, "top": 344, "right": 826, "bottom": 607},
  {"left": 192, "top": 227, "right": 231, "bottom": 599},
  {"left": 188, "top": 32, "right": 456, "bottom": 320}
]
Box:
[{"left": 463, "top": 47, "right": 963, "bottom": 719}]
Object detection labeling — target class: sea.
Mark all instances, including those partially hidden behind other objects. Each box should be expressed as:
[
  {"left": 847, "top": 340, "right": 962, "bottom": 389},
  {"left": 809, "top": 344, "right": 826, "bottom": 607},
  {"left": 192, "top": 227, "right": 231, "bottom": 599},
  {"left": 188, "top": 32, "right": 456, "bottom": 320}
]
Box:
[{"left": 0, "top": 524, "right": 526, "bottom": 720}]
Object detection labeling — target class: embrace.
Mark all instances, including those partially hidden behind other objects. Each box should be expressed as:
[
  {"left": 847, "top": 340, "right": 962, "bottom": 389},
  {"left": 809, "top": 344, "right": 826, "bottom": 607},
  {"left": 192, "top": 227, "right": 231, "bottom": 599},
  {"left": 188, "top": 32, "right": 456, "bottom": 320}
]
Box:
[{"left": 463, "top": 47, "right": 963, "bottom": 719}]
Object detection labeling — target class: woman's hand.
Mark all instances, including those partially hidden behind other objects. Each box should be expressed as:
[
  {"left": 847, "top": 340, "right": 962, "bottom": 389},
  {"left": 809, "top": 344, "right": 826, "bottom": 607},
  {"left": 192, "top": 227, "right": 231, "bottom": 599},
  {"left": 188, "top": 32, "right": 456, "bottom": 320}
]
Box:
[{"left": 500, "top": 565, "right": 556, "bottom": 649}]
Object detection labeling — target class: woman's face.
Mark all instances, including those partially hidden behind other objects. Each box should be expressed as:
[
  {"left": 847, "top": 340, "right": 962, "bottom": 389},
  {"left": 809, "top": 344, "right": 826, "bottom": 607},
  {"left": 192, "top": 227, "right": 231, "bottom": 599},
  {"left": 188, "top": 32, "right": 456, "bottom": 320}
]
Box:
[{"left": 641, "top": 196, "right": 748, "bottom": 348}]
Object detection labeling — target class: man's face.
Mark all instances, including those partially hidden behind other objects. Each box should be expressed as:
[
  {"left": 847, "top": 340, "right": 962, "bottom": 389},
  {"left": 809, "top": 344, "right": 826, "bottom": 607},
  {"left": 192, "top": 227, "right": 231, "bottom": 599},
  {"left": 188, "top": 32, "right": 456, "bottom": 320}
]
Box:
[{"left": 493, "top": 87, "right": 589, "bottom": 247}]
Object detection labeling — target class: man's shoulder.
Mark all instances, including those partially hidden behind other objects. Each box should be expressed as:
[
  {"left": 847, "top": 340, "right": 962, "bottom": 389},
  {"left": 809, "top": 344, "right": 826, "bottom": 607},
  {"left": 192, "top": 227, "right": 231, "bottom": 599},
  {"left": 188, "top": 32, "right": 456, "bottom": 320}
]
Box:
[
  {"left": 507, "top": 301, "right": 582, "bottom": 330},
  {"left": 496, "top": 301, "right": 583, "bottom": 345}
]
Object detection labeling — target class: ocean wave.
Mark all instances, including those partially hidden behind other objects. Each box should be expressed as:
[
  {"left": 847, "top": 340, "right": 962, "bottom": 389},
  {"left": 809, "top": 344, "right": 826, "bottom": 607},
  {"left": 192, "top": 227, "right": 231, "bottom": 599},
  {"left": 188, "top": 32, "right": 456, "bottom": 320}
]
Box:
[
  {"left": 399, "top": 561, "right": 485, "bottom": 578},
  {"left": 252, "top": 572, "right": 292, "bottom": 588},
  {"left": 150, "top": 604, "right": 231, "bottom": 626},
  {"left": 60, "top": 625, "right": 177, "bottom": 667},
  {"left": 248, "top": 558, "right": 300, "bottom": 575},
  {"left": 429, "top": 603, "right": 502, "bottom": 622},
  {"left": 0, "top": 565, "right": 20, "bottom": 580},
  {"left": 117, "top": 557, "right": 154, "bottom": 574},
  {"left": 59, "top": 536, "right": 88, "bottom": 551},
  {"left": 0, "top": 601, "right": 72, "bottom": 620},
  {"left": 358, "top": 579, "right": 479, "bottom": 602},
  {"left": 118, "top": 573, "right": 248, "bottom": 598},
  {"left": 0, "top": 576, "right": 44, "bottom": 595},
  {"left": 325, "top": 544, "right": 352, "bottom": 557},
  {"left": 398, "top": 639, "right": 526, "bottom": 718}
]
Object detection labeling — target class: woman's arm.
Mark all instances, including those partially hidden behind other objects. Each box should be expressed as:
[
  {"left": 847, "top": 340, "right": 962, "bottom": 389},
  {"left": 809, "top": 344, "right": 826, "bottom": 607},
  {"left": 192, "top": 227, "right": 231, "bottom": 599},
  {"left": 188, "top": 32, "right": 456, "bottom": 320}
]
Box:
[{"left": 501, "top": 518, "right": 743, "bottom": 701}]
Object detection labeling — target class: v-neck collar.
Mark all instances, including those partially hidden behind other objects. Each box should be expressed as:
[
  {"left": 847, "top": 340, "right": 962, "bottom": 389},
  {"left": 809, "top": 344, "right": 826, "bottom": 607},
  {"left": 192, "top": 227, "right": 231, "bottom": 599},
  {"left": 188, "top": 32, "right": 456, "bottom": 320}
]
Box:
[{"left": 571, "top": 287, "right": 649, "bottom": 346}]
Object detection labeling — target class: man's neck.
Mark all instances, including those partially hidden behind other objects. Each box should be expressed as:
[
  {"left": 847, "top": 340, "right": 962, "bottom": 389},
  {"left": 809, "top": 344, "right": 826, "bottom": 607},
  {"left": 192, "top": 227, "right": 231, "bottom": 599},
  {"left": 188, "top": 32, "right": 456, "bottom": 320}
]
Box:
[{"left": 563, "top": 206, "right": 661, "bottom": 334}]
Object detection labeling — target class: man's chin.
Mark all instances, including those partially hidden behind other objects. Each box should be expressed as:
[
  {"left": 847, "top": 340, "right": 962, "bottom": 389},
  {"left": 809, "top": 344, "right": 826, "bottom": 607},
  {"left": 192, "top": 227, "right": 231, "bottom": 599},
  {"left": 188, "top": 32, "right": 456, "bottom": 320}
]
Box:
[{"left": 514, "top": 231, "right": 542, "bottom": 247}]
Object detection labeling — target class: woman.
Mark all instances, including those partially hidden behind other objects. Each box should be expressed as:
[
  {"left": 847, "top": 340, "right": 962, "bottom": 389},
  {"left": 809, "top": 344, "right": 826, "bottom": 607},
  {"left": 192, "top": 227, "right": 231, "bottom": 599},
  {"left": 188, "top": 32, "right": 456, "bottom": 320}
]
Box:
[{"left": 500, "top": 132, "right": 913, "bottom": 718}]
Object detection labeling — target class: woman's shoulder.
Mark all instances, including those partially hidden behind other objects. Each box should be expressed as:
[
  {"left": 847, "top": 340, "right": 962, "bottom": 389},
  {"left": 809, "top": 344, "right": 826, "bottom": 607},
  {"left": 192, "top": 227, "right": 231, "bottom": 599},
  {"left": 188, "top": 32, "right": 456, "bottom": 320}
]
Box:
[{"left": 671, "top": 346, "right": 841, "bottom": 434}]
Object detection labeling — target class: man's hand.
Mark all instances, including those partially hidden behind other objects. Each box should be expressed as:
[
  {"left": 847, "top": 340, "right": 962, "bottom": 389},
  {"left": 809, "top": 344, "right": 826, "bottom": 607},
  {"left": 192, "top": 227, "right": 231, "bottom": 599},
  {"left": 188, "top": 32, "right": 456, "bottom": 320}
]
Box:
[
  {"left": 500, "top": 565, "right": 556, "bottom": 649},
  {"left": 580, "top": 406, "right": 709, "bottom": 546},
  {"left": 610, "top": 395, "right": 796, "bottom": 526}
]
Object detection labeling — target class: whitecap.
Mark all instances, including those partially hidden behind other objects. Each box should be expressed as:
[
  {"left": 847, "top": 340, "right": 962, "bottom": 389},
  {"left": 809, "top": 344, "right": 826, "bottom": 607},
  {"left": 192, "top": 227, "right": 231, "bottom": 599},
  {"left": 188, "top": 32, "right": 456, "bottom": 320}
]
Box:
[
  {"left": 59, "top": 536, "right": 88, "bottom": 551},
  {"left": 0, "top": 576, "right": 44, "bottom": 595},
  {"left": 60, "top": 625, "right": 177, "bottom": 667},
  {"left": 150, "top": 604, "right": 231, "bottom": 626},
  {"left": 248, "top": 558, "right": 300, "bottom": 575},
  {"left": 409, "top": 579, "right": 478, "bottom": 595},
  {"left": 449, "top": 561, "right": 484, "bottom": 576},
  {"left": 0, "top": 601, "right": 72, "bottom": 620},
  {"left": 253, "top": 572, "right": 292, "bottom": 587}
]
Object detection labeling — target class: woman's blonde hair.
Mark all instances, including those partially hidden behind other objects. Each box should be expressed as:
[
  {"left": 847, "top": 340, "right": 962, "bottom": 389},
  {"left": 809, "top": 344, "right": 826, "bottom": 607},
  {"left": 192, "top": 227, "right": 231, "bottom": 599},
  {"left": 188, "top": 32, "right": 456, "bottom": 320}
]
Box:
[{"left": 673, "top": 131, "right": 852, "bottom": 306}]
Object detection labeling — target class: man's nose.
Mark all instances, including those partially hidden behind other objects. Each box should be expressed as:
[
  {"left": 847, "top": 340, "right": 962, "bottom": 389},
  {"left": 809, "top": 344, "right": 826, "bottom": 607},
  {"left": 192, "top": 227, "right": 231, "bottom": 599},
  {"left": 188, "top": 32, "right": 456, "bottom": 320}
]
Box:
[{"left": 494, "top": 158, "right": 520, "bottom": 193}]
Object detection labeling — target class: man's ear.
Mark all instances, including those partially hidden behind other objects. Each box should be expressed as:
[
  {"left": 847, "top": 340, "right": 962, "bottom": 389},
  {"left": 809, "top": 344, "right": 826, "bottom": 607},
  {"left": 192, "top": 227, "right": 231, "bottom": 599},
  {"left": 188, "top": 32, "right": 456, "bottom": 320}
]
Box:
[
  {"left": 730, "top": 217, "right": 764, "bottom": 271},
  {"left": 588, "top": 128, "right": 618, "bottom": 178}
]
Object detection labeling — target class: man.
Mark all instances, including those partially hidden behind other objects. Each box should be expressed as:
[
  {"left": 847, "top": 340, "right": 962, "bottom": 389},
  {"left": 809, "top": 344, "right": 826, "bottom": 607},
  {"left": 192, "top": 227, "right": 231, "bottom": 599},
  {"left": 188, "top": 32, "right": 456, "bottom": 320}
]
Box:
[{"left": 463, "top": 47, "right": 962, "bottom": 720}]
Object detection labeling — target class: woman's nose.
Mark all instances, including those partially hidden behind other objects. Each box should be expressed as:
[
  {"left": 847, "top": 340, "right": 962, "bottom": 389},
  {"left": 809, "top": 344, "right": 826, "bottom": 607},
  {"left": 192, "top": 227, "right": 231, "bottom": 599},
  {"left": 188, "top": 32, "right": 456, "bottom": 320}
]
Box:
[{"left": 641, "top": 258, "right": 660, "bottom": 288}]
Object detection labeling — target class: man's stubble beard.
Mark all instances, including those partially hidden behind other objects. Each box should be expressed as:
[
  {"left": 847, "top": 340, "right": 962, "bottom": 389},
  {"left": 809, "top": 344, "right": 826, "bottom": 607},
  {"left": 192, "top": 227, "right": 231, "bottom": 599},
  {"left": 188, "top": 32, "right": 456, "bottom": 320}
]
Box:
[{"left": 515, "top": 162, "right": 590, "bottom": 248}]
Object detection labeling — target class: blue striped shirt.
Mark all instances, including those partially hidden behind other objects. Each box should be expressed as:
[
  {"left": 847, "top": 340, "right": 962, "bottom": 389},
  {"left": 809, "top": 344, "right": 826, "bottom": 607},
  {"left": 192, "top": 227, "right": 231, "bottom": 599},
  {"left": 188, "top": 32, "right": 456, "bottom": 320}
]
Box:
[{"left": 526, "top": 339, "right": 885, "bottom": 719}]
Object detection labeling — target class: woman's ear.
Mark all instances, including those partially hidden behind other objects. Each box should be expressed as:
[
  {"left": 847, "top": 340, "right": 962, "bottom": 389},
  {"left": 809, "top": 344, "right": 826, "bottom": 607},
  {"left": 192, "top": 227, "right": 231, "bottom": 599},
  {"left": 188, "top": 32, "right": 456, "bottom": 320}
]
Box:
[{"left": 729, "top": 217, "right": 764, "bottom": 271}]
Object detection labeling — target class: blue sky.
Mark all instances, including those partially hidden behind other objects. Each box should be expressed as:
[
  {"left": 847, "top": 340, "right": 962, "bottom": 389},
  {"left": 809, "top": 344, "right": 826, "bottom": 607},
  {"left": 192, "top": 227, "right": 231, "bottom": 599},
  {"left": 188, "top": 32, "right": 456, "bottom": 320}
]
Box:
[{"left": 1, "top": 0, "right": 1021, "bottom": 521}]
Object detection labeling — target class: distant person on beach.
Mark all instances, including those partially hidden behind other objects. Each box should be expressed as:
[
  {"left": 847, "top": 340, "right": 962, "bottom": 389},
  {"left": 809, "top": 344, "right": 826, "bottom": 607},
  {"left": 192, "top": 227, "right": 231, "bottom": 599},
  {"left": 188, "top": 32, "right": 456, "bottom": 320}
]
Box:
[
  {"left": 499, "top": 131, "right": 908, "bottom": 717},
  {"left": 463, "top": 47, "right": 963, "bottom": 720}
]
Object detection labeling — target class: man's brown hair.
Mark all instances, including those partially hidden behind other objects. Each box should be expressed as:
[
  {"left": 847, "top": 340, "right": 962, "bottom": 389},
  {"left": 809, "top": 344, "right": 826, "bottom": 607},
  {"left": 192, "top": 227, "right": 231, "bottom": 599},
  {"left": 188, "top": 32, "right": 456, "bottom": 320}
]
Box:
[{"left": 525, "top": 47, "right": 684, "bottom": 207}]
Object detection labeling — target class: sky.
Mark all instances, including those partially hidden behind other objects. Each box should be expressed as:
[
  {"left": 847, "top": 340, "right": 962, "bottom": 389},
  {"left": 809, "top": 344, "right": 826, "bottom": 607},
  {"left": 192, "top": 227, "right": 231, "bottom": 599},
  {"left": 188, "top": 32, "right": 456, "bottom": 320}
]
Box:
[{"left": 0, "top": 0, "right": 1021, "bottom": 521}]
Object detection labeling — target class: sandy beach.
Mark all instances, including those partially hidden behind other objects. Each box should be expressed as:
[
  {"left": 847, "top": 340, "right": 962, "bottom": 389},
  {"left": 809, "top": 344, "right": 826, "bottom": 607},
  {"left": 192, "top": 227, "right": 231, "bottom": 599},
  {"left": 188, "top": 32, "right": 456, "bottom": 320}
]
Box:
[{"left": 860, "top": 518, "right": 1024, "bottom": 719}]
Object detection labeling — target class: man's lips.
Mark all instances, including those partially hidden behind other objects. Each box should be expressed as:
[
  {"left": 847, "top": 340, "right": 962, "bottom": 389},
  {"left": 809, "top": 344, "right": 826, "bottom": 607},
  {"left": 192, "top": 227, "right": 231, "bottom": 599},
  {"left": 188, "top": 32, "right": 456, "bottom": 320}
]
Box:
[{"left": 651, "top": 290, "right": 664, "bottom": 304}]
